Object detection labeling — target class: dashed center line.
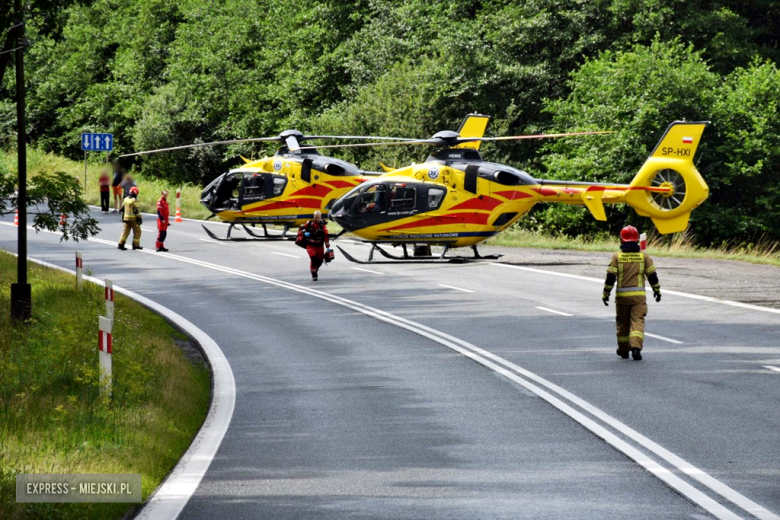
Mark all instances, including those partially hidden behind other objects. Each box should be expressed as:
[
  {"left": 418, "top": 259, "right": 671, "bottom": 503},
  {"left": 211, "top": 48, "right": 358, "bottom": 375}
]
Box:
[
  {"left": 645, "top": 332, "right": 684, "bottom": 344},
  {"left": 438, "top": 284, "right": 475, "bottom": 293},
  {"left": 351, "top": 267, "right": 383, "bottom": 275},
  {"left": 763, "top": 365, "right": 780, "bottom": 373},
  {"left": 198, "top": 238, "right": 226, "bottom": 245},
  {"left": 272, "top": 251, "right": 301, "bottom": 259},
  {"left": 536, "top": 306, "right": 573, "bottom": 317}
]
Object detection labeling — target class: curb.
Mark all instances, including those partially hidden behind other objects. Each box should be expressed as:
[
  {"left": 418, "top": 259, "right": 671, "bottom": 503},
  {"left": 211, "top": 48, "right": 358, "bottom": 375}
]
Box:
[{"left": 18, "top": 255, "right": 236, "bottom": 520}]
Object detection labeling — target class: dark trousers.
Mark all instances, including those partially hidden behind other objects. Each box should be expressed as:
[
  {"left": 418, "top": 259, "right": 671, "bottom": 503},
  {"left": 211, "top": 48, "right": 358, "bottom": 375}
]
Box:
[
  {"left": 100, "top": 191, "right": 110, "bottom": 212},
  {"left": 156, "top": 229, "right": 167, "bottom": 249}
]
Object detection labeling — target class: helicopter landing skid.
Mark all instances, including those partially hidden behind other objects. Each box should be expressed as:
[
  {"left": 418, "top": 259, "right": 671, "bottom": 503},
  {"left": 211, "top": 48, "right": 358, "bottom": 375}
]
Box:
[
  {"left": 336, "top": 244, "right": 502, "bottom": 264},
  {"left": 201, "top": 223, "right": 294, "bottom": 241}
]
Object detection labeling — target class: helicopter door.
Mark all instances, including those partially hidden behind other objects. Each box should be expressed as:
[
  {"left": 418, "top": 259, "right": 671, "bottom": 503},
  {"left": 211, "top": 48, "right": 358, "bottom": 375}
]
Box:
[
  {"left": 239, "top": 172, "right": 265, "bottom": 208},
  {"left": 353, "top": 184, "right": 388, "bottom": 227},
  {"left": 464, "top": 164, "right": 479, "bottom": 194}
]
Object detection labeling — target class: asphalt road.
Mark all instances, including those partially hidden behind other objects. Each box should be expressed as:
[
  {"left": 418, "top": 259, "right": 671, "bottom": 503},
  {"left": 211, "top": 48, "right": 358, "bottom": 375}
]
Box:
[{"left": 2, "top": 209, "right": 779, "bottom": 519}]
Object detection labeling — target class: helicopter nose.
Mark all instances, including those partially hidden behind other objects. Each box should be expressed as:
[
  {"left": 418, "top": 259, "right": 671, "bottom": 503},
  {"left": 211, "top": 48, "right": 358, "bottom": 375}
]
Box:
[{"left": 329, "top": 200, "right": 354, "bottom": 229}]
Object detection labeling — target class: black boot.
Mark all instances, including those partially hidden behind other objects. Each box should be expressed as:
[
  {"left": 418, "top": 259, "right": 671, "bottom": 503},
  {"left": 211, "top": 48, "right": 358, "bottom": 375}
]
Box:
[
  {"left": 631, "top": 348, "right": 642, "bottom": 361},
  {"left": 132, "top": 245, "right": 143, "bottom": 250},
  {"left": 617, "top": 348, "right": 629, "bottom": 359},
  {"left": 117, "top": 244, "right": 127, "bottom": 250},
  {"left": 312, "top": 271, "right": 318, "bottom": 281}
]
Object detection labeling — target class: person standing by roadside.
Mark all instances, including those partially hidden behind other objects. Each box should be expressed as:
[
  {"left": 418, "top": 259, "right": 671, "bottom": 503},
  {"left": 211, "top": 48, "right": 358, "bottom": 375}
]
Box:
[
  {"left": 302, "top": 210, "right": 330, "bottom": 281},
  {"left": 98, "top": 170, "right": 111, "bottom": 213},
  {"left": 120, "top": 172, "right": 137, "bottom": 198},
  {"left": 118, "top": 186, "right": 143, "bottom": 250},
  {"left": 111, "top": 160, "right": 123, "bottom": 213},
  {"left": 156, "top": 190, "right": 170, "bottom": 252}
]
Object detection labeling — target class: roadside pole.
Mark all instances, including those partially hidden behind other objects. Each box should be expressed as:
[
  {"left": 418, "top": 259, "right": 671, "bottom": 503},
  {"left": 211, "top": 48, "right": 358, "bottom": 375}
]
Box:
[
  {"left": 105, "top": 279, "right": 114, "bottom": 322},
  {"left": 98, "top": 316, "right": 113, "bottom": 396},
  {"left": 84, "top": 150, "right": 87, "bottom": 193},
  {"left": 10, "top": 0, "right": 31, "bottom": 320},
  {"left": 640, "top": 232, "right": 647, "bottom": 251},
  {"left": 75, "top": 252, "right": 83, "bottom": 290},
  {"left": 175, "top": 188, "right": 183, "bottom": 222}
]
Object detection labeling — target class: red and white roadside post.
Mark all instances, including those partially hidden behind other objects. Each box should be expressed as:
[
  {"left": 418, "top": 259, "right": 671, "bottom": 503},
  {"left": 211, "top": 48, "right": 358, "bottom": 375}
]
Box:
[
  {"left": 640, "top": 232, "right": 647, "bottom": 251},
  {"left": 174, "top": 188, "right": 183, "bottom": 223},
  {"left": 98, "top": 315, "right": 113, "bottom": 395},
  {"left": 105, "top": 279, "right": 114, "bottom": 322},
  {"left": 75, "top": 251, "right": 83, "bottom": 290}
]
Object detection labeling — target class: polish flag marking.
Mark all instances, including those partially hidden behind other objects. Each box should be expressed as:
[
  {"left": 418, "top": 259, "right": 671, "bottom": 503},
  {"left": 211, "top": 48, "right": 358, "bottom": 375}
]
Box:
[{"left": 682, "top": 136, "right": 693, "bottom": 144}]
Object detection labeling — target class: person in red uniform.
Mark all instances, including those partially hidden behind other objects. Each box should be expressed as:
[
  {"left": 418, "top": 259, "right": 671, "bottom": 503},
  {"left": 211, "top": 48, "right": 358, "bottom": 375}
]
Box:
[
  {"left": 303, "top": 210, "right": 330, "bottom": 281},
  {"left": 156, "top": 190, "right": 170, "bottom": 252},
  {"left": 98, "top": 170, "right": 111, "bottom": 213}
]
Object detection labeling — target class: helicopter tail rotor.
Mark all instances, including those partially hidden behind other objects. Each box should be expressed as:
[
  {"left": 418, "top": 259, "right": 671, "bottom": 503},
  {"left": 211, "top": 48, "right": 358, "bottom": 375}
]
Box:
[{"left": 624, "top": 121, "right": 710, "bottom": 234}]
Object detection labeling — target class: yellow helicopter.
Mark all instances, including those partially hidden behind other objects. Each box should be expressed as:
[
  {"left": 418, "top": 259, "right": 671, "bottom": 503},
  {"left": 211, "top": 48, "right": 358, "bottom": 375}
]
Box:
[
  {"left": 119, "top": 118, "right": 491, "bottom": 241},
  {"left": 313, "top": 119, "right": 709, "bottom": 263}
]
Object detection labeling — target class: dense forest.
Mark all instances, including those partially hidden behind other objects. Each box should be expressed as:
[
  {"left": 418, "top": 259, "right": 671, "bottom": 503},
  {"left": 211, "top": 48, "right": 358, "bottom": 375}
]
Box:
[{"left": 1, "top": 0, "right": 779, "bottom": 245}]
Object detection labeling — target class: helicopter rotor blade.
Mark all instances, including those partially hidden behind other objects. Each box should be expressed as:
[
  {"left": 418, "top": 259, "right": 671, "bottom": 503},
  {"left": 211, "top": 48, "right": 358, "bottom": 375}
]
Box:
[
  {"left": 299, "top": 131, "right": 613, "bottom": 150},
  {"left": 460, "top": 130, "right": 615, "bottom": 143},
  {"left": 118, "top": 137, "right": 283, "bottom": 159},
  {"left": 301, "top": 135, "right": 418, "bottom": 141},
  {"left": 300, "top": 139, "right": 444, "bottom": 151}
]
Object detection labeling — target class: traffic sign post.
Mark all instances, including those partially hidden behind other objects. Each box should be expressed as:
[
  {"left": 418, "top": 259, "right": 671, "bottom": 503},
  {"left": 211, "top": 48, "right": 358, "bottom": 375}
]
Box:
[{"left": 81, "top": 133, "right": 114, "bottom": 194}]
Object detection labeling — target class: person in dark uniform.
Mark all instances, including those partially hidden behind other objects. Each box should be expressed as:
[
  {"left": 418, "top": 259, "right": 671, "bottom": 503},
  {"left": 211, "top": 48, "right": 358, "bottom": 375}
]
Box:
[
  {"left": 110, "top": 160, "right": 123, "bottom": 213},
  {"left": 602, "top": 225, "right": 662, "bottom": 361},
  {"left": 303, "top": 210, "right": 330, "bottom": 281},
  {"left": 98, "top": 170, "right": 111, "bottom": 213}
]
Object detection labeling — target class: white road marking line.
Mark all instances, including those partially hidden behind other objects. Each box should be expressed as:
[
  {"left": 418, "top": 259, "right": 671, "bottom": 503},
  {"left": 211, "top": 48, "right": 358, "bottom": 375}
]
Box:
[
  {"left": 352, "top": 267, "right": 383, "bottom": 275},
  {"left": 438, "top": 284, "right": 475, "bottom": 293},
  {"left": 11, "top": 253, "right": 234, "bottom": 520},
  {"left": 271, "top": 251, "right": 301, "bottom": 259},
  {"left": 198, "top": 238, "right": 226, "bottom": 245},
  {"left": 536, "top": 306, "right": 573, "bottom": 317},
  {"left": 8, "top": 229, "right": 778, "bottom": 520},
  {"left": 645, "top": 332, "right": 684, "bottom": 344},
  {"left": 142, "top": 227, "right": 157, "bottom": 233},
  {"left": 764, "top": 365, "right": 780, "bottom": 373},
  {"left": 493, "top": 263, "right": 780, "bottom": 316}
]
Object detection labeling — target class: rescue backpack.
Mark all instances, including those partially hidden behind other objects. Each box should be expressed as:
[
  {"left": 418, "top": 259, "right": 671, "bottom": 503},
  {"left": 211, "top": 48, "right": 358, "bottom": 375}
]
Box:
[{"left": 295, "top": 225, "right": 307, "bottom": 249}]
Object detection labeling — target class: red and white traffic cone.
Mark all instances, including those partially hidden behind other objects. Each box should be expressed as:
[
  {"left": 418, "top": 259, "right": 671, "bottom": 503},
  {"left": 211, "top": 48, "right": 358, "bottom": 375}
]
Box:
[
  {"left": 174, "top": 188, "right": 183, "bottom": 222},
  {"left": 13, "top": 209, "right": 19, "bottom": 226}
]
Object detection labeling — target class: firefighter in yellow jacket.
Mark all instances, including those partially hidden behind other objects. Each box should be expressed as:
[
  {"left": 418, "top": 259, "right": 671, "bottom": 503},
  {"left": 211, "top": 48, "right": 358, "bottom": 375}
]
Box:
[
  {"left": 118, "top": 186, "right": 143, "bottom": 250},
  {"left": 602, "top": 225, "right": 661, "bottom": 361}
]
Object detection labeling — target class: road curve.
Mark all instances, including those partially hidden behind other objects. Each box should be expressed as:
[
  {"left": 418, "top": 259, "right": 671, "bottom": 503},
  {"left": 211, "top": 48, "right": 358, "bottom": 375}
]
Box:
[{"left": 2, "top": 210, "right": 778, "bottom": 519}]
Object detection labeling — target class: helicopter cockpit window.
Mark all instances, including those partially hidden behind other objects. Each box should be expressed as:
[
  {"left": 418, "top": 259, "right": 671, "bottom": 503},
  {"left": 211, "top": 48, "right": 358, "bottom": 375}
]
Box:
[
  {"left": 242, "top": 173, "right": 265, "bottom": 202},
  {"left": 389, "top": 185, "right": 416, "bottom": 210},
  {"left": 427, "top": 187, "right": 445, "bottom": 208},
  {"left": 356, "top": 185, "right": 386, "bottom": 214}
]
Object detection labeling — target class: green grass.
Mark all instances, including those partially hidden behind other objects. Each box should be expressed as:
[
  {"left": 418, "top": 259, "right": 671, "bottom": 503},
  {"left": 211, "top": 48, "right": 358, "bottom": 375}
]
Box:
[
  {"left": 0, "top": 252, "right": 211, "bottom": 519},
  {"left": 486, "top": 228, "right": 780, "bottom": 267},
  {"left": 0, "top": 148, "right": 211, "bottom": 219}
]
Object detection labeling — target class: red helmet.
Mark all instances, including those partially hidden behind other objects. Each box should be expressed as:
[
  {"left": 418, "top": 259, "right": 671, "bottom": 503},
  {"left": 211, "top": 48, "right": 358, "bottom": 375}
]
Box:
[
  {"left": 324, "top": 248, "right": 335, "bottom": 263},
  {"left": 129, "top": 186, "right": 139, "bottom": 196},
  {"left": 620, "top": 225, "right": 639, "bottom": 242}
]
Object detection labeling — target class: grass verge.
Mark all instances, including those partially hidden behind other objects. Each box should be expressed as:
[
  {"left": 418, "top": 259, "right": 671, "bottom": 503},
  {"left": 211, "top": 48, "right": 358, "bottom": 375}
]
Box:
[
  {"left": 0, "top": 251, "right": 211, "bottom": 519},
  {"left": 485, "top": 228, "right": 780, "bottom": 267}
]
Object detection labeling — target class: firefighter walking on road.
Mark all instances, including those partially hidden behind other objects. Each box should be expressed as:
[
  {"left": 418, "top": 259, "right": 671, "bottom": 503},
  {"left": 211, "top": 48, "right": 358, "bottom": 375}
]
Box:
[
  {"left": 156, "top": 190, "right": 170, "bottom": 252},
  {"left": 118, "top": 186, "right": 143, "bottom": 250},
  {"left": 303, "top": 210, "right": 330, "bottom": 281},
  {"left": 602, "top": 226, "right": 661, "bottom": 361}
]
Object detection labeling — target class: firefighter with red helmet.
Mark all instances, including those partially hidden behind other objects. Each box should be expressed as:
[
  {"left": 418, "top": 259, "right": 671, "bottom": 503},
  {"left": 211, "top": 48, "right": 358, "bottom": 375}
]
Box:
[
  {"left": 303, "top": 210, "right": 331, "bottom": 281},
  {"left": 602, "top": 225, "right": 661, "bottom": 360},
  {"left": 118, "top": 186, "right": 142, "bottom": 250}
]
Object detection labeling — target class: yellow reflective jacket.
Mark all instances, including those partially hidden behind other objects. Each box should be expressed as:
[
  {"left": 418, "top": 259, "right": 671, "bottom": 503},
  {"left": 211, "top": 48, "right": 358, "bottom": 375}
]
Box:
[
  {"left": 121, "top": 196, "right": 140, "bottom": 222},
  {"left": 604, "top": 251, "right": 659, "bottom": 304}
]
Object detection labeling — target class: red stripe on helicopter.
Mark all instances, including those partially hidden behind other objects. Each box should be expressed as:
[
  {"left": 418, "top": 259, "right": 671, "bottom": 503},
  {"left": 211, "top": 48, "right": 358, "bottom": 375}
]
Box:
[
  {"left": 531, "top": 187, "right": 558, "bottom": 196},
  {"left": 449, "top": 196, "right": 503, "bottom": 211},
  {"left": 387, "top": 213, "right": 490, "bottom": 231},
  {"left": 243, "top": 198, "right": 322, "bottom": 212},
  {"left": 494, "top": 190, "right": 533, "bottom": 200},
  {"left": 290, "top": 185, "right": 333, "bottom": 197},
  {"left": 326, "top": 180, "right": 359, "bottom": 189}
]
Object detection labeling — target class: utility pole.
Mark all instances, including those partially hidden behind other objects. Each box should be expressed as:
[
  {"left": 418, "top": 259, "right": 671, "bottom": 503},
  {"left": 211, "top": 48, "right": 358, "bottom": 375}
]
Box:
[{"left": 10, "top": 0, "right": 30, "bottom": 320}]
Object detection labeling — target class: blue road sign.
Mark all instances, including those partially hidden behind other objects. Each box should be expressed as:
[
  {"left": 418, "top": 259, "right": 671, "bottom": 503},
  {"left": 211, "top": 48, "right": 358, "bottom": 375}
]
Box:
[{"left": 81, "top": 133, "right": 114, "bottom": 152}]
